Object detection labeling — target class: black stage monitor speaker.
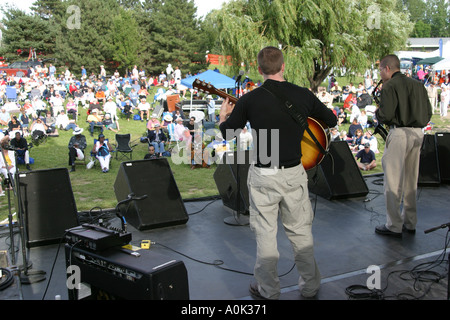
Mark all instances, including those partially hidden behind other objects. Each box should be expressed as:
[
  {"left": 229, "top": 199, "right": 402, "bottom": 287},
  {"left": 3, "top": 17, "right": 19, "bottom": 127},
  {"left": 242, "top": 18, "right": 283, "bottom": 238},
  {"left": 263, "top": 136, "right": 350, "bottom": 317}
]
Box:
[
  {"left": 436, "top": 132, "right": 450, "bottom": 183},
  {"left": 307, "top": 141, "right": 369, "bottom": 200},
  {"left": 213, "top": 150, "right": 251, "bottom": 213},
  {"left": 418, "top": 134, "right": 441, "bottom": 186},
  {"left": 65, "top": 244, "right": 189, "bottom": 300},
  {"left": 16, "top": 168, "right": 79, "bottom": 248},
  {"left": 114, "top": 158, "right": 188, "bottom": 230}
]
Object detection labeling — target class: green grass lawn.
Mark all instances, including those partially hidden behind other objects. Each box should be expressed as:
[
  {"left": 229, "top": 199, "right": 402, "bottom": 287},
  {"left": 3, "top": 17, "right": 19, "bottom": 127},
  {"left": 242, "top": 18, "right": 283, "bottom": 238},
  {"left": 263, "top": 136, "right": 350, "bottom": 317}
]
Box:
[{"left": 1, "top": 80, "right": 449, "bottom": 224}]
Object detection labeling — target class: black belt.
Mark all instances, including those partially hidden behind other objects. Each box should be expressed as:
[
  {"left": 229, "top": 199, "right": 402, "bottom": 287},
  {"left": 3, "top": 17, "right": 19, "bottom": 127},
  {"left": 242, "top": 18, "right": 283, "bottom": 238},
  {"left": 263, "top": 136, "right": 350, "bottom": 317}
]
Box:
[{"left": 254, "top": 160, "right": 300, "bottom": 169}]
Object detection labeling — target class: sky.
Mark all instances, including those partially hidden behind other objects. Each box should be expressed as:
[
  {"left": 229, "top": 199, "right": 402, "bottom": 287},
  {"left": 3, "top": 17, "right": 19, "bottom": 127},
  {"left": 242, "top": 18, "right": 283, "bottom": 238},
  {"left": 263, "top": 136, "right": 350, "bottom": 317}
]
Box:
[{"left": 0, "top": 0, "right": 229, "bottom": 19}]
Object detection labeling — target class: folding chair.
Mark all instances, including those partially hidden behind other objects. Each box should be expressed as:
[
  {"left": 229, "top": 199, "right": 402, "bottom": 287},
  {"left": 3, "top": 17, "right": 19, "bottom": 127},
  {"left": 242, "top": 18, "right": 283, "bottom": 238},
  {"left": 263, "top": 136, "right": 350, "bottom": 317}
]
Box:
[
  {"left": 115, "top": 134, "right": 138, "bottom": 161},
  {"left": 6, "top": 86, "right": 17, "bottom": 102}
]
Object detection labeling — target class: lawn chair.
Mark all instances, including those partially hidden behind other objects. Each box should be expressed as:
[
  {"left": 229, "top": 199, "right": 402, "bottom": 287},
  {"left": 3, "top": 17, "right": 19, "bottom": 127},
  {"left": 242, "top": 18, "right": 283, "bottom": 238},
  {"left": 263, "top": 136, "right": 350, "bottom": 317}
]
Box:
[
  {"left": 6, "top": 86, "right": 17, "bottom": 102},
  {"left": 115, "top": 133, "right": 138, "bottom": 161}
]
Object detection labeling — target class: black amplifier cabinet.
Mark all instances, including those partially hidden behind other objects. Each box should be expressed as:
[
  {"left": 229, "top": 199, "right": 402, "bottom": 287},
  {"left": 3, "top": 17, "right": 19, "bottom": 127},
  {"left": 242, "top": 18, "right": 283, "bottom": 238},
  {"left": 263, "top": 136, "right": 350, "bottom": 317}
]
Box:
[{"left": 65, "top": 244, "right": 189, "bottom": 300}]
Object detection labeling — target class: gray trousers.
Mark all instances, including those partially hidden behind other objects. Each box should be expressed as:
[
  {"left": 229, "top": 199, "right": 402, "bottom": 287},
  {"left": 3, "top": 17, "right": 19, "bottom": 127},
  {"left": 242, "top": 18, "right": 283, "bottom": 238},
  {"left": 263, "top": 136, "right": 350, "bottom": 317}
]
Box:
[
  {"left": 382, "top": 127, "right": 424, "bottom": 232},
  {"left": 247, "top": 164, "right": 321, "bottom": 299}
]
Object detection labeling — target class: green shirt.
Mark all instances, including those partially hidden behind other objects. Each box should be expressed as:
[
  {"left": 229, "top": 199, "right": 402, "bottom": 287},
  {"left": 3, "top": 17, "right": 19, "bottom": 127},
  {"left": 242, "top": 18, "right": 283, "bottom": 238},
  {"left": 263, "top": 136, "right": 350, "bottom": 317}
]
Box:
[{"left": 376, "top": 72, "right": 432, "bottom": 128}]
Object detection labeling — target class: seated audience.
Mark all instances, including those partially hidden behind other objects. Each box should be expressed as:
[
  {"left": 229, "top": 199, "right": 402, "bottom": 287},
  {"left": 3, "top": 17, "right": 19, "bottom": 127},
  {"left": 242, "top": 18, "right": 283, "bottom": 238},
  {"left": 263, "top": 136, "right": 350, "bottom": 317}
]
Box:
[
  {"left": 10, "top": 131, "right": 31, "bottom": 171},
  {"left": 68, "top": 127, "right": 87, "bottom": 172},
  {"left": 355, "top": 143, "right": 377, "bottom": 171},
  {"left": 92, "top": 134, "right": 113, "bottom": 173},
  {"left": 87, "top": 109, "right": 104, "bottom": 136},
  {"left": 29, "top": 117, "right": 48, "bottom": 141},
  {"left": 144, "top": 144, "right": 159, "bottom": 160},
  {"left": 148, "top": 123, "right": 167, "bottom": 156}
]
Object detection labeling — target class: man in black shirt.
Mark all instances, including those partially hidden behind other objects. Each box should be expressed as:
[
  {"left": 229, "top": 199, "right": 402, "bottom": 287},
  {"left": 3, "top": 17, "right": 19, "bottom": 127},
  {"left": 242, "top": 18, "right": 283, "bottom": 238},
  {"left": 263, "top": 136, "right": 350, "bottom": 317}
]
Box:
[
  {"left": 375, "top": 54, "right": 432, "bottom": 238},
  {"left": 355, "top": 143, "right": 376, "bottom": 171},
  {"left": 10, "top": 131, "right": 31, "bottom": 171},
  {"left": 219, "top": 46, "right": 337, "bottom": 300}
]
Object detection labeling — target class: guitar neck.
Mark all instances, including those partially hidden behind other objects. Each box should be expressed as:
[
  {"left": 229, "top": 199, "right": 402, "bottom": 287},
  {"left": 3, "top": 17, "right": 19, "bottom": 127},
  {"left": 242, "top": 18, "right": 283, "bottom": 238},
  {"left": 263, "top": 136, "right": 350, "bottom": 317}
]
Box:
[{"left": 193, "top": 78, "right": 239, "bottom": 104}]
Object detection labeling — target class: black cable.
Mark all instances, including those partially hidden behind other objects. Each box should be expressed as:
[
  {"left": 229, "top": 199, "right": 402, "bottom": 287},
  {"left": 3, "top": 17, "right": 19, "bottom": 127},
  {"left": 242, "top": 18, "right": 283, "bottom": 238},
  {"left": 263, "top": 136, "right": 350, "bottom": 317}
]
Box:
[
  {"left": 0, "top": 267, "right": 14, "bottom": 291},
  {"left": 187, "top": 199, "right": 218, "bottom": 216},
  {"left": 153, "top": 241, "right": 296, "bottom": 278},
  {"left": 41, "top": 231, "right": 68, "bottom": 300},
  {"left": 346, "top": 229, "right": 450, "bottom": 300}
]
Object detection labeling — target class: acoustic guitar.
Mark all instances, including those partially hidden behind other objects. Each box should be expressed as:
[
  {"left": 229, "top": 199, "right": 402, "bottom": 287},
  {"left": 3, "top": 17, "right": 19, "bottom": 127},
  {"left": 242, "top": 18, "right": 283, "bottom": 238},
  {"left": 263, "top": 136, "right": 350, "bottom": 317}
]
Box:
[{"left": 192, "top": 79, "right": 330, "bottom": 171}]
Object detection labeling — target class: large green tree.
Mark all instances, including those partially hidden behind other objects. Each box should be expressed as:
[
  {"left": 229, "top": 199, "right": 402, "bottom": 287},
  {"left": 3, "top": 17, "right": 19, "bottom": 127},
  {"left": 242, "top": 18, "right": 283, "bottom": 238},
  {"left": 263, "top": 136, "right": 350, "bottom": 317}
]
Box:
[
  {"left": 402, "top": 0, "right": 450, "bottom": 37},
  {"left": 212, "top": 0, "right": 413, "bottom": 91},
  {"left": 0, "top": 7, "right": 55, "bottom": 62},
  {"left": 54, "top": 0, "right": 121, "bottom": 75},
  {"left": 138, "top": 0, "right": 209, "bottom": 76}
]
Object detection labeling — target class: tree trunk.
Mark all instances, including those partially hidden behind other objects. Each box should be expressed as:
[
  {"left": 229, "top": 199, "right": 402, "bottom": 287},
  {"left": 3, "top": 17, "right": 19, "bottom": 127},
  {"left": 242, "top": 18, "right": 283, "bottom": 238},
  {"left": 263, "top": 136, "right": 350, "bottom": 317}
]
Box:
[{"left": 308, "top": 66, "right": 331, "bottom": 93}]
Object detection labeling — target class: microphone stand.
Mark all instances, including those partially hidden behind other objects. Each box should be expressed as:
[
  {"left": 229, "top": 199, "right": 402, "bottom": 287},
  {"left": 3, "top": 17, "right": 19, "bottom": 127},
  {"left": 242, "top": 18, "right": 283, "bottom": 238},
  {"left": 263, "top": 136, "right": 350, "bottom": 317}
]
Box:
[
  {"left": 424, "top": 222, "right": 450, "bottom": 300},
  {"left": 1, "top": 144, "right": 46, "bottom": 284},
  {"left": 115, "top": 193, "right": 148, "bottom": 232}
]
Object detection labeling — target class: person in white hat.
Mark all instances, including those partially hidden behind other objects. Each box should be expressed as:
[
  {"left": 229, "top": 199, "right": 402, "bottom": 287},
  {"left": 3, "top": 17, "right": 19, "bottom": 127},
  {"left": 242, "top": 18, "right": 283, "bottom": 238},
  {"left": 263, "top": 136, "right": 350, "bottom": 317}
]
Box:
[
  {"left": 137, "top": 97, "right": 151, "bottom": 121},
  {"left": 68, "top": 127, "right": 87, "bottom": 172}
]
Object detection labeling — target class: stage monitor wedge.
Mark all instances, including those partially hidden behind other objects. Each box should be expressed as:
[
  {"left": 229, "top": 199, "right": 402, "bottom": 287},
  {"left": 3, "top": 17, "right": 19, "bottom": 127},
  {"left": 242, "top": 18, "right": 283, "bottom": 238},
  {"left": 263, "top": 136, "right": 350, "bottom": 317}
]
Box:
[
  {"left": 114, "top": 158, "right": 188, "bottom": 231},
  {"left": 213, "top": 151, "right": 251, "bottom": 213},
  {"left": 16, "top": 168, "right": 79, "bottom": 248},
  {"left": 307, "top": 141, "right": 369, "bottom": 200},
  {"left": 418, "top": 134, "right": 441, "bottom": 186},
  {"left": 436, "top": 132, "right": 450, "bottom": 183}
]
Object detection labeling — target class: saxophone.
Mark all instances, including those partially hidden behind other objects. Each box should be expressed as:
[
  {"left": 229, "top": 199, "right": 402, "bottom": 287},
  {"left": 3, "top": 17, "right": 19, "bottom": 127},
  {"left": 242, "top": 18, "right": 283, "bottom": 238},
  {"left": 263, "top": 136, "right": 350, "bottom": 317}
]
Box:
[{"left": 372, "top": 80, "right": 389, "bottom": 141}]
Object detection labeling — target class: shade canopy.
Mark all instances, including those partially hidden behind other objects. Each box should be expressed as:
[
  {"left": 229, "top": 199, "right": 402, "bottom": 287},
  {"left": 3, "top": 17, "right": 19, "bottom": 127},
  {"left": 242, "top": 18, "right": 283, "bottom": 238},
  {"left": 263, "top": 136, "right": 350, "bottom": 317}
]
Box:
[
  {"left": 432, "top": 58, "right": 450, "bottom": 71},
  {"left": 416, "top": 56, "right": 444, "bottom": 65},
  {"left": 181, "top": 69, "right": 236, "bottom": 89}
]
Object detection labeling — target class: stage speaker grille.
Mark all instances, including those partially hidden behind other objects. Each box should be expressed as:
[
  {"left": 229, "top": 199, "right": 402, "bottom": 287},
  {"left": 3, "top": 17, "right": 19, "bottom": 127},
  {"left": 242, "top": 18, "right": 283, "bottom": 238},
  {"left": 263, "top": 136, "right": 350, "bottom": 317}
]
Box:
[
  {"left": 113, "top": 158, "right": 188, "bottom": 230},
  {"left": 16, "top": 168, "right": 79, "bottom": 248}
]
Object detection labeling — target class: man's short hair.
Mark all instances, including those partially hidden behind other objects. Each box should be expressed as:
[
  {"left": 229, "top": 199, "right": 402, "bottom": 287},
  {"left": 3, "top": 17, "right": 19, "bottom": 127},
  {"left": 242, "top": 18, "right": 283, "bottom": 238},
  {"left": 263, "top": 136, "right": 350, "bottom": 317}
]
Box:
[
  {"left": 380, "top": 54, "right": 400, "bottom": 71},
  {"left": 257, "top": 46, "right": 284, "bottom": 75}
]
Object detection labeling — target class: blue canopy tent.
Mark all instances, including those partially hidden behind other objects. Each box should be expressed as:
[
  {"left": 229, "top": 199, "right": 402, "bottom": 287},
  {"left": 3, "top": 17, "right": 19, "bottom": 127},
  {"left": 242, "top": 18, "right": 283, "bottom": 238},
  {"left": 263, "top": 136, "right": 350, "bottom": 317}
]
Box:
[
  {"left": 180, "top": 70, "right": 237, "bottom": 120},
  {"left": 180, "top": 69, "right": 236, "bottom": 89}
]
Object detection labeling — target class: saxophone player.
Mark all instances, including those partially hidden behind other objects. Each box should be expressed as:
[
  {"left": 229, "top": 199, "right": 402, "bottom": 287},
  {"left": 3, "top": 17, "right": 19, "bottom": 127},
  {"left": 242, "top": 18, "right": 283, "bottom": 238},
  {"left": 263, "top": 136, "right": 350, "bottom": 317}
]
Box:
[{"left": 374, "top": 54, "right": 432, "bottom": 238}]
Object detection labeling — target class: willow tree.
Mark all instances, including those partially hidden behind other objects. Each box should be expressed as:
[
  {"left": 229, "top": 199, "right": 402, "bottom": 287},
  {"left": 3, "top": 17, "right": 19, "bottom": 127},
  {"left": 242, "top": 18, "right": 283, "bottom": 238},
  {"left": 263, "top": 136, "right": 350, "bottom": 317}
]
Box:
[{"left": 212, "top": 0, "right": 413, "bottom": 91}]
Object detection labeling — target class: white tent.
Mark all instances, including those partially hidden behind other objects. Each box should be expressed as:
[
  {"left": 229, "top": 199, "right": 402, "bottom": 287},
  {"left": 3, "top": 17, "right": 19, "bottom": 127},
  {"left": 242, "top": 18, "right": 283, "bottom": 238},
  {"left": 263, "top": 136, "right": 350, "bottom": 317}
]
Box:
[{"left": 432, "top": 57, "right": 450, "bottom": 71}]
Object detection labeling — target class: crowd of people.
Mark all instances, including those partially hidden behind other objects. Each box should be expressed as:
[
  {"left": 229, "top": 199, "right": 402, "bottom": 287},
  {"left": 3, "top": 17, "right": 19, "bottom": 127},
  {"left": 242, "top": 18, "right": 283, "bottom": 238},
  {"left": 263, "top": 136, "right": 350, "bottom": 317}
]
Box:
[
  {"left": 0, "top": 59, "right": 448, "bottom": 177},
  {"left": 318, "top": 66, "right": 449, "bottom": 171},
  {"left": 0, "top": 62, "right": 218, "bottom": 175}
]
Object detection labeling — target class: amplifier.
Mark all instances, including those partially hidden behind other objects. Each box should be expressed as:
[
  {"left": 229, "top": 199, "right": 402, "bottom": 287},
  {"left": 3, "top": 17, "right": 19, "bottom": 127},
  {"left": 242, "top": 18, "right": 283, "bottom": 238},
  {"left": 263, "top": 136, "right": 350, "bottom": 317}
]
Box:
[
  {"left": 65, "top": 224, "right": 132, "bottom": 252},
  {"left": 65, "top": 244, "right": 189, "bottom": 300}
]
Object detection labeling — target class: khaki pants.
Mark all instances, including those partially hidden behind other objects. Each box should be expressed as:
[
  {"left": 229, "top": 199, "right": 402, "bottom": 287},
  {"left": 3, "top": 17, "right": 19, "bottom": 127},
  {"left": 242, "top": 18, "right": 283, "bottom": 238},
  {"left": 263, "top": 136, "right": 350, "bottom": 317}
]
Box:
[
  {"left": 382, "top": 127, "right": 424, "bottom": 232},
  {"left": 247, "top": 164, "right": 321, "bottom": 299}
]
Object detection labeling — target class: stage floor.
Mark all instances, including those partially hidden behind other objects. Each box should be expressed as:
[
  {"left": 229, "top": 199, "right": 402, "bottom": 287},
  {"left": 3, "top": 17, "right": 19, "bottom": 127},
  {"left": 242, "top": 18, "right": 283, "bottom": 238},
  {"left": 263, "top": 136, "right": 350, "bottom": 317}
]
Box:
[{"left": 0, "top": 174, "right": 449, "bottom": 302}]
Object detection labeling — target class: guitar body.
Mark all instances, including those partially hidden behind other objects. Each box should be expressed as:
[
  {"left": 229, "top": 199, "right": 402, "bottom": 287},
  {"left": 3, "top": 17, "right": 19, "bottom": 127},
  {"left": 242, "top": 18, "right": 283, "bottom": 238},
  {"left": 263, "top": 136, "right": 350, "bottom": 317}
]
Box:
[
  {"left": 192, "top": 78, "right": 330, "bottom": 171},
  {"left": 302, "top": 118, "right": 330, "bottom": 171}
]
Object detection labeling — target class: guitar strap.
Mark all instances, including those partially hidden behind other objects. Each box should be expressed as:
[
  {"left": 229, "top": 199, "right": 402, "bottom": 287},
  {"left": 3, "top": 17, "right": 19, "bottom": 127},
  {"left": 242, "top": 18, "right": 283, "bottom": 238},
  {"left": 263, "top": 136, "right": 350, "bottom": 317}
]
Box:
[{"left": 261, "top": 82, "right": 330, "bottom": 159}]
